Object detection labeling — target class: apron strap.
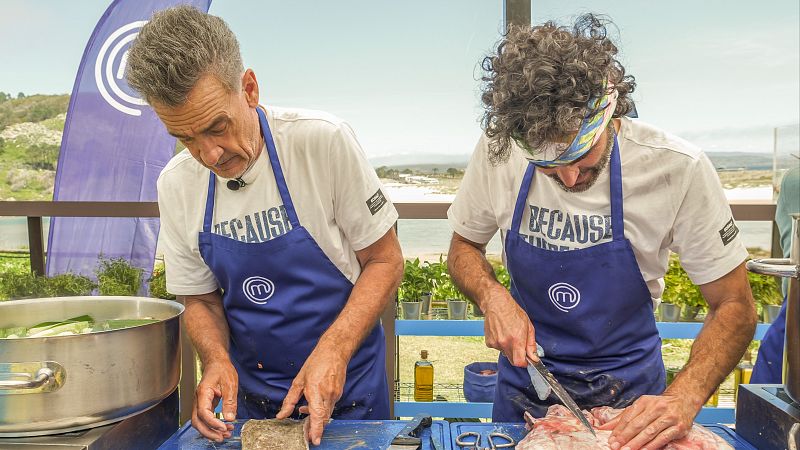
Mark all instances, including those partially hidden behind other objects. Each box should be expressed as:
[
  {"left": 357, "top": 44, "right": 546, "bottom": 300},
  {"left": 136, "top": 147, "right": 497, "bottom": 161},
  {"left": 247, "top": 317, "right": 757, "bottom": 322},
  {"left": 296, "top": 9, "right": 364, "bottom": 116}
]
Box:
[
  {"left": 609, "top": 137, "right": 625, "bottom": 241},
  {"left": 257, "top": 107, "right": 300, "bottom": 229},
  {"left": 510, "top": 135, "right": 625, "bottom": 240},
  {"left": 511, "top": 163, "right": 536, "bottom": 233},
  {"left": 203, "top": 172, "right": 216, "bottom": 233}
]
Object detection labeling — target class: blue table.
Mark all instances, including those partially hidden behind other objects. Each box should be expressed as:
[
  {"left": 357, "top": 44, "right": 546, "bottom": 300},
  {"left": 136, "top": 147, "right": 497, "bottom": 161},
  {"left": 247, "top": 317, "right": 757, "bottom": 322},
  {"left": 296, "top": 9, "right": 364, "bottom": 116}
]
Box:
[{"left": 158, "top": 419, "right": 452, "bottom": 450}]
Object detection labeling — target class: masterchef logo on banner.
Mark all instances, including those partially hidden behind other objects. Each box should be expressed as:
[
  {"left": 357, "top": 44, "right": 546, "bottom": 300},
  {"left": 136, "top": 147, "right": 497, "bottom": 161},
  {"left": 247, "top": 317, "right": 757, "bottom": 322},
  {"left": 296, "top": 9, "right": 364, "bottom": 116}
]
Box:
[
  {"left": 548, "top": 282, "right": 581, "bottom": 312},
  {"left": 95, "top": 21, "right": 148, "bottom": 116}
]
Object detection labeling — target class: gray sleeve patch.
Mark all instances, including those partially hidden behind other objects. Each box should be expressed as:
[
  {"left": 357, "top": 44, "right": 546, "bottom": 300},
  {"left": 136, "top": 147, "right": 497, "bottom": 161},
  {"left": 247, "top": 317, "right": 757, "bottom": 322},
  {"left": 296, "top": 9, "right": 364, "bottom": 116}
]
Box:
[
  {"left": 719, "top": 217, "right": 740, "bottom": 246},
  {"left": 366, "top": 189, "right": 388, "bottom": 216}
]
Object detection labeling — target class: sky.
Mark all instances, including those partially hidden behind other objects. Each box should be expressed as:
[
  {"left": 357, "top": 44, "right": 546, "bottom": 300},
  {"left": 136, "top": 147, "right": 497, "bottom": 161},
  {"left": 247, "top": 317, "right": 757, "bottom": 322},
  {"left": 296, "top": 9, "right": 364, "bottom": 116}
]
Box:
[{"left": 0, "top": 0, "right": 798, "bottom": 158}]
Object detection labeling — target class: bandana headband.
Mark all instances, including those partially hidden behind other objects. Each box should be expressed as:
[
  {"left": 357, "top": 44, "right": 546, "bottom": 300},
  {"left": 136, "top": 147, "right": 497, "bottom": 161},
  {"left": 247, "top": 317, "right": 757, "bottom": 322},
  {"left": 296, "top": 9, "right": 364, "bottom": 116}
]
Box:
[{"left": 514, "top": 84, "right": 619, "bottom": 168}]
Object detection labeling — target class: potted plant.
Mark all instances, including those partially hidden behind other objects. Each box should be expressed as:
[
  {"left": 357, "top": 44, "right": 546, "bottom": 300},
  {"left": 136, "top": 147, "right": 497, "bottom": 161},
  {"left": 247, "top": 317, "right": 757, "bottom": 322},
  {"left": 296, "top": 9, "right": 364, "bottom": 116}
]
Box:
[
  {"left": 399, "top": 258, "right": 429, "bottom": 320},
  {"left": 662, "top": 256, "right": 704, "bottom": 322},
  {"left": 747, "top": 270, "right": 783, "bottom": 323},
  {"left": 421, "top": 256, "right": 448, "bottom": 318},
  {"left": 433, "top": 271, "right": 468, "bottom": 320}
]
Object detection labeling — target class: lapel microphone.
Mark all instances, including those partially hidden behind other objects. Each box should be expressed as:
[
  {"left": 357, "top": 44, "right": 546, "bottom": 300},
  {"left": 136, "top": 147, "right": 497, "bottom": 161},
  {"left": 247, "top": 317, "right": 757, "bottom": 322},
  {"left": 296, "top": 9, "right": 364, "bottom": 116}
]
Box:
[{"left": 226, "top": 177, "right": 246, "bottom": 191}]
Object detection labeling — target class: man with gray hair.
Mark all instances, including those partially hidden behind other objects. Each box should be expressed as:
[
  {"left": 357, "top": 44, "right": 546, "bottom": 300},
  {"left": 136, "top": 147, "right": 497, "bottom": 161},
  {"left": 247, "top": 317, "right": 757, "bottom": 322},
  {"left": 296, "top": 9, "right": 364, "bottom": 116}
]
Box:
[
  {"left": 126, "top": 5, "right": 402, "bottom": 445},
  {"left": 447, "top": 14, "right": 757, "bottom": 450}
]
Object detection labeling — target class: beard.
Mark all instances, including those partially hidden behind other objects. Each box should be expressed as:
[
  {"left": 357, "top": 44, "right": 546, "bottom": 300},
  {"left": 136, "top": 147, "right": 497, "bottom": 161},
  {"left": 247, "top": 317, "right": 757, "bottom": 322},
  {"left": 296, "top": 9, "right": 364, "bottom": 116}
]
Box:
[{"left": 547, "top": 131, "right": 614, "bottom": 193}]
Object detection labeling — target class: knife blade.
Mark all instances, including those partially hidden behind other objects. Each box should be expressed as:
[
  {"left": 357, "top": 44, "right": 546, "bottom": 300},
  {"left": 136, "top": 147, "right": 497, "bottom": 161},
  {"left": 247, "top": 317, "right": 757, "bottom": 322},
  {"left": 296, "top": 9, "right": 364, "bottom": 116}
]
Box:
[
  {"left": 526, "top": 355, "right": 596, "bottom": 437},
  {"left": 388, "top": 413, "right": 432, "bottom": 450}
]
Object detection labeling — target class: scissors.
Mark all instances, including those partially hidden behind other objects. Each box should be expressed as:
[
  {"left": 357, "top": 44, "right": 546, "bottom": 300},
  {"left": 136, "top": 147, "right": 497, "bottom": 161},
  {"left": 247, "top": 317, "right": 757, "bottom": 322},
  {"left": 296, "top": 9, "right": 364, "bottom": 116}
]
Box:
[{"left": 455, "top": 431, "right": 515, "bottom": 449}]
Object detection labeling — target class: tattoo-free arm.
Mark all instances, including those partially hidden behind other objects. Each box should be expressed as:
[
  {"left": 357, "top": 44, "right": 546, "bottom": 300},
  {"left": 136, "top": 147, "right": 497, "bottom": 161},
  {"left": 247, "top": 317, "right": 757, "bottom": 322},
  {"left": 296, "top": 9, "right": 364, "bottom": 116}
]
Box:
[
  {"left": 277, "top": 228, "right": 403, "bottom": 445},
  {"left": 179, "top": 291, "right": 238, "bottom": 442}
]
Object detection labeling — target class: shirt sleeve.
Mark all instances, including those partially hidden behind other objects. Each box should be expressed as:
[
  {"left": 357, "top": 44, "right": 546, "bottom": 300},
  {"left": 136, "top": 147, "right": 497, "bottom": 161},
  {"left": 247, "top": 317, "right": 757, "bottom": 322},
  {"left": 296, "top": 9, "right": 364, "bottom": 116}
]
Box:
[
  {"left": 668, "top": 153, "right": 749, "bottom": 285},
  {"left": 329, "top": 122, "right": 399, "bottom": 251},
  {"left": 158, "top": 173, "right": 219, "bottom": 296},
  {"left": 447, "top": 135, "right": 501, "bottom": 244}
]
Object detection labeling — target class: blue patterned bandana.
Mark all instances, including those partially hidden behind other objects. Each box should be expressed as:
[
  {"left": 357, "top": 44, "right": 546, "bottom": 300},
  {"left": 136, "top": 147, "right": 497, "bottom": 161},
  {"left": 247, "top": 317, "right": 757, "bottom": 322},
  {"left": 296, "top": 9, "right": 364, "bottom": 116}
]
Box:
[{"left": 514, "top": 85, "right": 618, "bottom": 168}]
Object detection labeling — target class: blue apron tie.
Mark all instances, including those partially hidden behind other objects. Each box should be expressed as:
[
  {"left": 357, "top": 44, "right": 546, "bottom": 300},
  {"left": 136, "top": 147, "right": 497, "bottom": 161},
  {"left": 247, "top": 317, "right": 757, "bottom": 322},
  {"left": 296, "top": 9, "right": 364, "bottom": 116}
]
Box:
[
  {"left": 198, "top": 107, "right": 389, "bottom": 420},
  {"left": 494, "top": 137, "right": 665, "bottom": 421}
]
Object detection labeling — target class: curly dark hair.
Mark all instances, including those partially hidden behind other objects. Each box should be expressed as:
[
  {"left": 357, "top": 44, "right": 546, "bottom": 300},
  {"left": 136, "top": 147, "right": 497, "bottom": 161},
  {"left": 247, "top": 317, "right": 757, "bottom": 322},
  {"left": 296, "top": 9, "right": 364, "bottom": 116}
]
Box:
[{"left": 480, "top": 13, "right": 636, "bottom": 164}]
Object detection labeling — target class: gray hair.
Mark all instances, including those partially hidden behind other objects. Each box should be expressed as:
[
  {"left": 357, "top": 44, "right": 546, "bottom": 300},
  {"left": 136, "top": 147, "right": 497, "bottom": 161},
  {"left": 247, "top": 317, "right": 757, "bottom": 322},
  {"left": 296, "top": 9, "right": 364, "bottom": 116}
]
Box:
[
  {"left": 125, "top": 5, "right": 244, "bottom": 107},
  {"left": 480, "top": 13, "right": 636, "bottom": 165}
]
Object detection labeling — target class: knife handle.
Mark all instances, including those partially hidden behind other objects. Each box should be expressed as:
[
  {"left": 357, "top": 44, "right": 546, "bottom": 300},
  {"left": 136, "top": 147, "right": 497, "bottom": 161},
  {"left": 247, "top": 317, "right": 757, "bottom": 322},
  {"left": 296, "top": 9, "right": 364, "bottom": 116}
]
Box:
[{"left": 391, "top": 413, "right": 432, "bottom": 445}]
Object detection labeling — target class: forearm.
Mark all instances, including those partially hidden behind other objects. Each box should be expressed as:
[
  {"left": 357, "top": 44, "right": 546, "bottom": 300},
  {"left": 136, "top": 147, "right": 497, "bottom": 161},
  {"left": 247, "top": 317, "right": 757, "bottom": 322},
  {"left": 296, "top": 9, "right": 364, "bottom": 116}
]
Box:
[
  {"left": 668, "top": 267, "right": 757, "bottom": 408},
  {"left": 316, "top": 237, "right": 403, "bottom": 361},
  {"left": 180, "top": 291, "right": 232, "bottom": 366},
  {"left": 448, "top": 233, "right": 505, "bottom": 310}
]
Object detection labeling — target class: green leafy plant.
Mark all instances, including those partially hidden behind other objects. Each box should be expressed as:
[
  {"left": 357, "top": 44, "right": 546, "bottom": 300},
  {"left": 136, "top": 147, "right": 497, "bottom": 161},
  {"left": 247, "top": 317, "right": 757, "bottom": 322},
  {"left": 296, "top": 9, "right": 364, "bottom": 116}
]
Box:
[
  {"left": 662, "top": 256, "right": 706, "bottom": 320},
  {"left": 399, "top": 258, "right": 430, "bottom": 302},
  {"left": 429, "top": 258, "right": 466, "bottom": 301},
  {"left": 149, "top": 263, "right": 176, "bottom": 300},
  {"left": 747, "top": 270, "right": 783, "bottom": 306},
  {"left": 44, "top": 273, "right": 95, "bottom": 297},
  {"left": 96, "top": 256, "right": 143, "bottom": 296},
  {"left": 423, "top": 255, "right": 449, "bottom": 297},
  {"left": 0, "top": 268, "right": 44, "bottom": 300},
  {"left": 494, "top": 264, "right": 511, "bottom": 290},
  {"left": 0, "top": 265, "right": 95, "bottom": 300},
  {"left": 434, "top": 275, "right": 466, "bottom": 301}
]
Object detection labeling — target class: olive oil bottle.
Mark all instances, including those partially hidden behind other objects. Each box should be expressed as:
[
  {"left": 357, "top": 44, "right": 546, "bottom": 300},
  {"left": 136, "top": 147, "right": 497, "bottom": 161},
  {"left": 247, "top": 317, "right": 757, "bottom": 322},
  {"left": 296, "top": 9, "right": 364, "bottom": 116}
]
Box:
[
  {"left": 414, "top": 350, "right": 434, "bottom": 402},
  {"left": 733, "top": 350, "right": 754, "bottom": 403}
]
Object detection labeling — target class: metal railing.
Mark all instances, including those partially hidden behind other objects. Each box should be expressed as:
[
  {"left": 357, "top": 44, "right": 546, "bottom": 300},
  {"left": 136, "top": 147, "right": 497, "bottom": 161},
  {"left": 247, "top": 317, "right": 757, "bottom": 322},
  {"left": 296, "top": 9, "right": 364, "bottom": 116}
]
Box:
[{"left": 0, "top": 199, "right": 780, "bottom": 422}]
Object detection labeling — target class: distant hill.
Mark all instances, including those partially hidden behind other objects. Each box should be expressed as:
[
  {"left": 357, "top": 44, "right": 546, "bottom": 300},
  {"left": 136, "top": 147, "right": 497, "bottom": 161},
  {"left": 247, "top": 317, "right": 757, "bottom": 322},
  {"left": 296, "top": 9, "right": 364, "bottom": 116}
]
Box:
[
  {"left": 0, "top": 93, "right": 69, "bottom": 131},
  {"left": 706, "top": 152, "right": 795, "bottom": 171},
  {"left": 370, "top": 153, "right": 471, "bottom": 171},
  {"left": 370, "top": 151, "right": 796, "bottom": 172}
]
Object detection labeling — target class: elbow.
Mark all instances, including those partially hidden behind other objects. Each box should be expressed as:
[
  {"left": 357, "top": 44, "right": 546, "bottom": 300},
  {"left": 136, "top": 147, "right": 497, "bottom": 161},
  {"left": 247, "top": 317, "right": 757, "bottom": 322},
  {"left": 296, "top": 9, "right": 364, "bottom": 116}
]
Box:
[{"left": 389, "top": 249, "right": 404, "bottom": 292}]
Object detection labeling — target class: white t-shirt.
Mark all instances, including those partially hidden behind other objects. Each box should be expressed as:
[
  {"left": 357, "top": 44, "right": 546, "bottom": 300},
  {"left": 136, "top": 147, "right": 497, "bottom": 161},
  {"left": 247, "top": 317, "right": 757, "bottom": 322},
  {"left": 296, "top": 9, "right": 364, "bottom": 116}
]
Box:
[
  {"left": 158, "top": 106, "right": 398, "bottom": 295},
  {"left": 448, "top": 117, "right": 748, "bottom": 302}
]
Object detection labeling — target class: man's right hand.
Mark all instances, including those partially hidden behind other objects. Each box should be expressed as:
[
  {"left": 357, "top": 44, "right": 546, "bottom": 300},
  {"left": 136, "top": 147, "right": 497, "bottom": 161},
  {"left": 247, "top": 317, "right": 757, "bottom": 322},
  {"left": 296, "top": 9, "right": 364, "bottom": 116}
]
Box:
[
  {"left": 192, "top": 359, "right": 238, "bottom": 442},
  {"left": 482, "top": 285, "right": 538, "bottom": 367}
]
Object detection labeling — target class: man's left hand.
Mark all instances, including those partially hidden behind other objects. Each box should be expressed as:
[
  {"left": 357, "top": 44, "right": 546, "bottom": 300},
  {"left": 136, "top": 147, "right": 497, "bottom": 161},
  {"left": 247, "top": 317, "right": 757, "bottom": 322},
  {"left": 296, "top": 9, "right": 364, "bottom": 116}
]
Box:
[
  {"left": 599, "top": 393, "right": 698, "bottom": 450},
  {"left": 276, "top": 349, "right": 347, "bottom": 446}
]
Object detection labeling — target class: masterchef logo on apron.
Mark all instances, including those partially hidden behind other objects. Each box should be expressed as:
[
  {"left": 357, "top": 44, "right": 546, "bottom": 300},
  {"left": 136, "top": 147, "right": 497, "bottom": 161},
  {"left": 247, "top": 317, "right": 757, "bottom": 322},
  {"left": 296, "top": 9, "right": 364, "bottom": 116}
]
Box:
[
  {"left": 243, "top": 276, "right": 275, "bottom": 304},
  {"left": 548, "top": 282, "right": 581, "bottom": 312}
]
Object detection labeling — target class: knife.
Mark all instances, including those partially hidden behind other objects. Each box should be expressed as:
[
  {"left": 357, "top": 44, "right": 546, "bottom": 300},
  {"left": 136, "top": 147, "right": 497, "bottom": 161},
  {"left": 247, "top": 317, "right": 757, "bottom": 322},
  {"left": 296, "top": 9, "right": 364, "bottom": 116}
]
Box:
[
  {"left": 526, "top": 354, "right": 596, "bottom": 437},
  {"left": 388, "top": 413, "right": 432, "bottom": 450}
]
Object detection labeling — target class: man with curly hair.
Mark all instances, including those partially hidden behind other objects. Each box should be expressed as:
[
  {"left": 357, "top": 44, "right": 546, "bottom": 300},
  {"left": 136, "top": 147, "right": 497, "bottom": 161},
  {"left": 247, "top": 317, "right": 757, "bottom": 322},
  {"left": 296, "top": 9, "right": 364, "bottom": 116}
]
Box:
[{"left": 447, "top": 14, "right": 757, "bottom": 450}]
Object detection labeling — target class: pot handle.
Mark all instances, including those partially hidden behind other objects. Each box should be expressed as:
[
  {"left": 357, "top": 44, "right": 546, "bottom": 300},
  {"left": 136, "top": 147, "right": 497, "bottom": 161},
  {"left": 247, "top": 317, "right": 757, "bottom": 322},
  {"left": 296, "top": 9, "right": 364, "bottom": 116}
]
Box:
[
  {"left": 0, "top": 368, "right": 54, "bottom": 390},
  {"left": 746, "top": 258, "right": 799, "bottom": 279},
  {"left": 0, "top": 362, "right": 65, "bottom": 394}
]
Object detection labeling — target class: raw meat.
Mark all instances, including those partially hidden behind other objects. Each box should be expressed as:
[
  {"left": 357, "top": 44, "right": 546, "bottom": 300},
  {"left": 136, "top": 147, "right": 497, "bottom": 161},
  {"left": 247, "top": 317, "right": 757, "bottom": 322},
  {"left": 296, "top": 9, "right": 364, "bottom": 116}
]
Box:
[
  {"left": 241, "top": 418, "right": 308, "bottom": 450},
  {"left": 516, "top": 405, "right": 733, "bottom": 449}
]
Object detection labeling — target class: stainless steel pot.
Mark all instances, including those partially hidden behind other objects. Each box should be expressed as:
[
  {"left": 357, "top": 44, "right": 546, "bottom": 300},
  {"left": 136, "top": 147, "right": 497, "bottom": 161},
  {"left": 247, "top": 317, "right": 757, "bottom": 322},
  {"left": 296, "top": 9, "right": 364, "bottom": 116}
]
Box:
[
  {"left": 746, "top": 213, "right": 800, "bottom": 404},
  {"left": 0, "top": 296, "right": 183, "bottom": 436}
]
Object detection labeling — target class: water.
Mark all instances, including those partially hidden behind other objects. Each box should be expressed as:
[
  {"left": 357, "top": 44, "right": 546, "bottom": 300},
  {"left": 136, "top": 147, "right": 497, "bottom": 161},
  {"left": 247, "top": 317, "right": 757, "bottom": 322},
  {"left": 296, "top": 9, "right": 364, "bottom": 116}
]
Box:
[
  {"left": 397, "top": 219, "right": 772, "bottom": 260},
  {"left": 0, "top": 216, "right": 772, "bottom": 259}
]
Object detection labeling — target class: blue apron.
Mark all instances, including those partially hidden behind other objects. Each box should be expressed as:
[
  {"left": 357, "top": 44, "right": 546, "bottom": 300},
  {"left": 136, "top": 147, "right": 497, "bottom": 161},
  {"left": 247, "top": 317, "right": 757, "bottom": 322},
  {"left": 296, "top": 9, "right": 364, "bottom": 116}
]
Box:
[
  {"left": 198, "top": 107, "right": 389, "bottom": 420},
  {"left": 493, "top": 138, "right": 666, "bottom": 421},
  {"left": 751, "top": 299, "right": 787, "bottom": 383}
]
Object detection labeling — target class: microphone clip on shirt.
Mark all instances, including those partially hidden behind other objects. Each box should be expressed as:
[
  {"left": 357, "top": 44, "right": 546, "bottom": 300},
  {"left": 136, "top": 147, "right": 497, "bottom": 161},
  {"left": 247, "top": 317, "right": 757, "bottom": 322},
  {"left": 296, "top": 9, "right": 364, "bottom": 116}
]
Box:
[{"left": 226, "top": 177, "right": 246, "bottom": 191}]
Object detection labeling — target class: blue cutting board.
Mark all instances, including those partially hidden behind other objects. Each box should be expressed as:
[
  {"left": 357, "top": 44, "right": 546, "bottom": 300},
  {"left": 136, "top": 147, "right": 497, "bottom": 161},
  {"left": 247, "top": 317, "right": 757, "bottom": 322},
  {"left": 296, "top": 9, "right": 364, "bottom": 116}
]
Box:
[
  {"left": 449, "top": 423, "right": 755, "bottom": 449},
  {"left": 158, "top": 419, "right": 452, "bottom": 450}
]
